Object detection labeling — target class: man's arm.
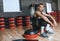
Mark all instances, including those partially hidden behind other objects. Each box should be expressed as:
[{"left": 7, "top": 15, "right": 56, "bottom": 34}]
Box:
[
  {"left": 42, "top": 12, "right": 50, "bottom": 16},
  {"left": 43, "top": 13, "right": 57, "bottom": 26},
  {"left": 36, "top": 11, "right": 54, "bottom": 27},
  {"left": 48, "top": 15, "right": 57, "bottom": 26}
]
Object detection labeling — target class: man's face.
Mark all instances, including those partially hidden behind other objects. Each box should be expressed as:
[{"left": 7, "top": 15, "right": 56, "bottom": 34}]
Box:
[{"left": 38, "top": 5, "right": 44, "bottom": 11}]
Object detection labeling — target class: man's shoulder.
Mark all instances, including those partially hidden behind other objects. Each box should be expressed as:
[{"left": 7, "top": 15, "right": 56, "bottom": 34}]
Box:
[{"left": 35, "top": 11, "right": 41, "bottom": 14}]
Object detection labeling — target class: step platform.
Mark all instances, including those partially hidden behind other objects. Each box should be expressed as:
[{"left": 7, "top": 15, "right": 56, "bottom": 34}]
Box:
[{"left": 13, "top": 39, "right": 38, "bottom": 41}]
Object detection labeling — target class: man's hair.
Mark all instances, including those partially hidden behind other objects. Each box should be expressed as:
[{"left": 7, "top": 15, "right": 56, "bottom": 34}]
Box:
[
  {"left": 35, "top": 4, "right": 39, "bottom": 10},
  {"left": 35, "top": 3, "right": 44, "bottom": 11},
  {"left": 38, "top": 3, "right": 44, "bottom": 6},
  {"left": 28, "top": 3, "right": 44, "bottom": 11}
]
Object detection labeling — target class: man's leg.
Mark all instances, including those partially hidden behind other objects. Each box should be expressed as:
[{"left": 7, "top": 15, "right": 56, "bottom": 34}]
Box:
[
  {"left": 40, "top": 26, "right": 48, "bottom": 38},
  {"left": 45, "top": 24, "right": 54, "bottom": 34}
]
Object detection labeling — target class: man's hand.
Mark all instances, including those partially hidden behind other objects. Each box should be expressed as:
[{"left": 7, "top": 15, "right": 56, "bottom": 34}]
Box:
[
  {"left": 53, "top": 21, "right": 57, "bottom": 26},
  {"left": 50, "top": 22, "right": 56, "bottom": 28}
]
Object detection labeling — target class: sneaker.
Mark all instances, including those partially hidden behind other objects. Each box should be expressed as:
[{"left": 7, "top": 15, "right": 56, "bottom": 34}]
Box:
[
  {"left": 46, "top": 31, "right": 54, "bottom": 34},
  {"left": 40, "top": 33, "right": 48, "bottom": 38}
]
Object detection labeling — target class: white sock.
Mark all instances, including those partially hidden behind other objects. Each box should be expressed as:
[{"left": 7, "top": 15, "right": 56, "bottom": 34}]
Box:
[
  {"left": 49, "top": 26, "right": 54, "bottom": 33},
  {"left": 41, "top": 26, "right": 45, "bottom": 34},
  {"left": 46, "top": 24, "right": 54, "bottom": 33},
  {"left": 46, "top": 24, "right": 50, "bottom": 31}
]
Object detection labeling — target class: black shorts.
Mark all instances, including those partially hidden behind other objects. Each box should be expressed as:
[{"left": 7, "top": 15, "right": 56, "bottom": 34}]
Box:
[{"left": 38, "top": 16, "right": 52, "bottom": 27}]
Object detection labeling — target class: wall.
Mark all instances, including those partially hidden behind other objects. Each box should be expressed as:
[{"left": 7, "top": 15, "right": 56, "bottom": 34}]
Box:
[
  {"left": 57, "top": 0, "right": 60, "bottom": 22},
  {"left": 58, "top": 0, "right": 60, "bottom": 11},
  {"left": 0, "top": 0, "right": 57, "bottom": 18}
]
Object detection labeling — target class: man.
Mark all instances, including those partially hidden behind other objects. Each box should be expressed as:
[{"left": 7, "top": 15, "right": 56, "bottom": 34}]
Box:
[{"left": 34, "top": 3, "right": 57, "bottom": 38}]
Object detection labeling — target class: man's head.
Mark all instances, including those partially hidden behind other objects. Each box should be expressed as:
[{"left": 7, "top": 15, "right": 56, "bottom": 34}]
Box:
[{"left": 38, "top": 3, "right": 44, "bottom": 11}]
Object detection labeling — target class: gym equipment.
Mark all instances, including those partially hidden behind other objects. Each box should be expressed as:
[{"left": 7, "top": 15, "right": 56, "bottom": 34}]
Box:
[
  {"left": 13, "top": 39, "right": 38, "bottom": 41},
  {"left": 23, "top": 29, "right": 39, "bottom": 39},
  {"left": 16, "top": 16, "right": 23, "bottom": 28},
  {"left": 25, "top": 16, "right": 31, "bottom": 28},
  {"left": 0, "top": 17, "right": 5, "bottom": 31},
  {"left": 9, "top": 18, "right": 16, "bottom": 29}
]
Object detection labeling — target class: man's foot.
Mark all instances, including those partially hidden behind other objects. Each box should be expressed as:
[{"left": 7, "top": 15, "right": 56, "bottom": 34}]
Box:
[
  {"left": 40, "top": 33, "right": 48, "bottom": 38},
  {"left": 46, "top": 31, "right": 54, "bottom": 34}
]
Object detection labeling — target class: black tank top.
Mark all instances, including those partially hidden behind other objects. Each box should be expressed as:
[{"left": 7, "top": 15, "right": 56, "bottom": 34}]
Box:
[{"left": 36, "top": 11, "right": 52, "bottom": 26}]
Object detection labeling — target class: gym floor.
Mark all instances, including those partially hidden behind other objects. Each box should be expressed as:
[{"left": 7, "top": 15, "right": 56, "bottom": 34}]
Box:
[{"left": 0, "top": 23, "right": 60, "bottom": 41}]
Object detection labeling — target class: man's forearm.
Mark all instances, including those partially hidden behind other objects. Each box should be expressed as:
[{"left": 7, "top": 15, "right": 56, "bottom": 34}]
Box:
[
  {"left": 40, "top": 15, "right": 54, "bottom": 27},
  {"left": 36, "top": 11, "right": 54, "bottom": 27},
  {"left": 49, "top": 16, "right": 57, "bottom": 26},
  {"left": 50, "top": 16, "right": 57, "bottom": 26}
]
